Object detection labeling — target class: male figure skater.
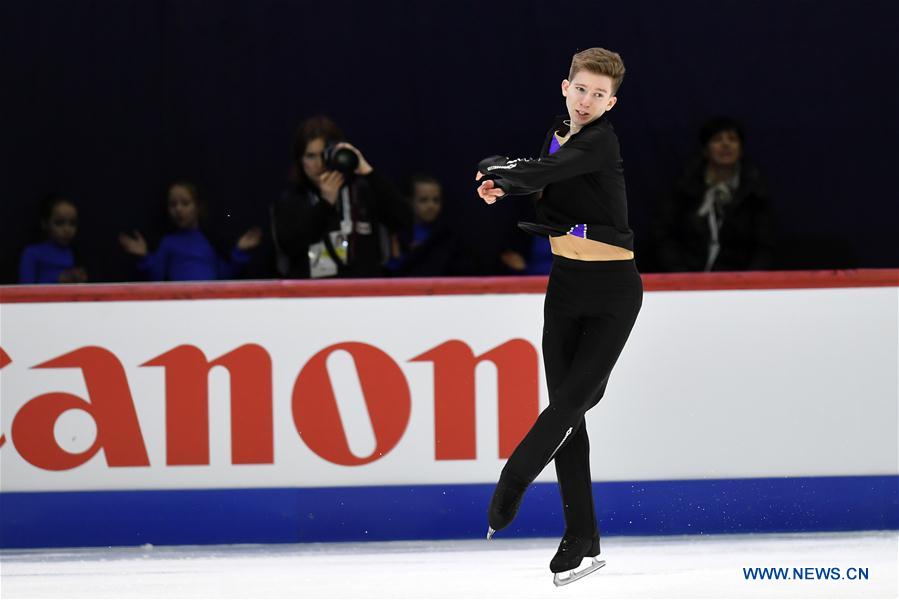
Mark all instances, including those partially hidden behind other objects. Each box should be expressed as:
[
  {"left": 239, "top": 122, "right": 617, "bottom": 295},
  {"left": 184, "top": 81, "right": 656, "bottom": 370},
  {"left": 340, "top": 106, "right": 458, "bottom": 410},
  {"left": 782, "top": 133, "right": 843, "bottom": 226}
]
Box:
[{"left": 476, "top": 47, "right": 643, "bottom": 586}]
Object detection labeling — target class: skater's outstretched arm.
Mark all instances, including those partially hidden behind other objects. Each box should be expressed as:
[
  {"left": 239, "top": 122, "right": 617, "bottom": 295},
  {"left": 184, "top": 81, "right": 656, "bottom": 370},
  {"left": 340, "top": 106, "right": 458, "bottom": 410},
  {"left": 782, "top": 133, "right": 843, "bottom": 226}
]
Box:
[{"left": 475, "top": 125, "right": 618, "bottom": 197}]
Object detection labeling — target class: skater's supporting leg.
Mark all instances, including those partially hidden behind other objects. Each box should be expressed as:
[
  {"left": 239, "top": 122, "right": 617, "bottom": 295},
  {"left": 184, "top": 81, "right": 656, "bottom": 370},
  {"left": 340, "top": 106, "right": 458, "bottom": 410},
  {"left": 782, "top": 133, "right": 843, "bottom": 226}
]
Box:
[
  {"left": 553, "top": 422, "right": 599, "bottom": 538},
  {"left": 550, "top": 532, "right": 601, "bottom": 573},
  {"left": 541, "top": 299, "right": 599, "bottom": 537}
]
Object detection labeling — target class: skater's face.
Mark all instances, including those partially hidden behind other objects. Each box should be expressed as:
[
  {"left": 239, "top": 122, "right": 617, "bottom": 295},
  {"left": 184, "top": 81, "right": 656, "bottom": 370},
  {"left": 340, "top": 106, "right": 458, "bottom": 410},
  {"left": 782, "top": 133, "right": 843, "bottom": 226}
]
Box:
[
  {"left": 704, "top": 129, "right": 742, "bottom": 168},
  {"left": 167, "top": 184, "right": 200, "bottom": 230},
  {"left": 411, "top": 181, "right": 442, "bottom": 224},
  {"left": 45, "top": 201, "right": 78, "bottom": 247},
  {"left": 561, "top": 70, "right": 617, "bottom": 131},
  {"left": 301, "top": 137, "right": 327, "bottom": 185}
]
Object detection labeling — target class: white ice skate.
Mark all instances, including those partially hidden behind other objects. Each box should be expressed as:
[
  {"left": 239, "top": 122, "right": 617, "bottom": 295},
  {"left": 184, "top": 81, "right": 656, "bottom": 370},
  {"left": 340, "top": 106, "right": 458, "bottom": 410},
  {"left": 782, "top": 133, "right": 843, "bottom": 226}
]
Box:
[{"left": 552, "top": 556, "right": 606, "bottom": 586}]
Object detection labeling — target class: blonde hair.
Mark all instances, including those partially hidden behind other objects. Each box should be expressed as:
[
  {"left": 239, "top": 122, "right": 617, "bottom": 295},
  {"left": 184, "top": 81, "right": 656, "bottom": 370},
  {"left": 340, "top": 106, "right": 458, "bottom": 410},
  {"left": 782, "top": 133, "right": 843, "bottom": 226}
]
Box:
[{"left": 568, "top": 47, "right": 626, "bottom": 94}]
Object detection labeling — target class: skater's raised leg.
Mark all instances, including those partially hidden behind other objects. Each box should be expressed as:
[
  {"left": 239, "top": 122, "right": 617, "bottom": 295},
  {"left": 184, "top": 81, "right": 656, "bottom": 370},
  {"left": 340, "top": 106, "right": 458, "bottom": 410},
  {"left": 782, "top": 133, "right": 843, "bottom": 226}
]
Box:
[{"left": 488, "top": 297, "right": 578, "bottom": 536}]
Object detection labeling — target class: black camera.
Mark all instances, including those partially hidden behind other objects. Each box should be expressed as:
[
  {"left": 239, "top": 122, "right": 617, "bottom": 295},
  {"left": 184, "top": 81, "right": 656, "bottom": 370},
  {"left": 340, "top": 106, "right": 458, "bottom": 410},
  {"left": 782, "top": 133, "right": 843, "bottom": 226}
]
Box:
[{"left": 323, "top": 144, "right": 359, "bottom": 175}]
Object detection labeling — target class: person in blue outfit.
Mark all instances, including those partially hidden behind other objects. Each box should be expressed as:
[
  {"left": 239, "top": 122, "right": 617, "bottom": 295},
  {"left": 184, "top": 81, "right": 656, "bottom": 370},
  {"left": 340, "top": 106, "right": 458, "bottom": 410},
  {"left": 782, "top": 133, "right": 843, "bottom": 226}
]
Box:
[
  {"left": 387, "top": 173, "right": 459, "bottom": 276},
  {"left": 19, "top": 195, "right": 88, "bottom": 284},
  {"left": 118, "top": 181, "right": 261, "bottom": 281}
]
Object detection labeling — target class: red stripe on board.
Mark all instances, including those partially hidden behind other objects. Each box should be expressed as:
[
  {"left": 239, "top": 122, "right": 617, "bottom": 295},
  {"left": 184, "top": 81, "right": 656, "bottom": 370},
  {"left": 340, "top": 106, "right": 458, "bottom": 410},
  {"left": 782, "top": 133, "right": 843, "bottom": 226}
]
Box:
[{"left": 0, "top": 270, "right": 896, "bottom": 303}]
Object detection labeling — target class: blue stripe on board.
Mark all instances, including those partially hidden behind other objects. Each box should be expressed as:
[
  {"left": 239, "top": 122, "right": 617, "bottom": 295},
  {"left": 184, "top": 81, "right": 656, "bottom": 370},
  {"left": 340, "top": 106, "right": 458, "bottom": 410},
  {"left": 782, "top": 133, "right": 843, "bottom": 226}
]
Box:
[{"left": 1, "top": 475, "right": 896, "bottom": 549}]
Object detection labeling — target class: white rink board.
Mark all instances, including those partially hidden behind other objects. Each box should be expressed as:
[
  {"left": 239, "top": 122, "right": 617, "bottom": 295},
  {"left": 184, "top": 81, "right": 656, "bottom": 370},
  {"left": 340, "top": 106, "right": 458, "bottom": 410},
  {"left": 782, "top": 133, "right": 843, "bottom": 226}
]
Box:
[{"left": 1, "top": 286, "right": 896, "bottom": 492}]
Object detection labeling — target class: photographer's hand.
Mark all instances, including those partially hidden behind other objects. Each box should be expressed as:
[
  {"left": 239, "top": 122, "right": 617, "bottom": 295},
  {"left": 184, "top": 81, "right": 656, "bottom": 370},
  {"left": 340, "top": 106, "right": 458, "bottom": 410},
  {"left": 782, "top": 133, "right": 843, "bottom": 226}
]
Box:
[
  {"left": 319, "top": 171, "right": 345, "bottom": 205},
  {"left": 335, "top": 142, "right": 373, "bottom": 176}
]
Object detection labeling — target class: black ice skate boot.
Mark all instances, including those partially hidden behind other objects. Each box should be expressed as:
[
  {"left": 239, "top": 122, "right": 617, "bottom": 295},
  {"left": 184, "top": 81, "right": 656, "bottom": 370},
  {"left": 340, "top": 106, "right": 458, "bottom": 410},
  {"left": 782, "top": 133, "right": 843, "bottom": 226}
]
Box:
[
  {"left": 550, "top": 533, "right": 605, "bottom": 586},
  {"left": 486, "top": 472, "right": 527, "bottom": 539}
]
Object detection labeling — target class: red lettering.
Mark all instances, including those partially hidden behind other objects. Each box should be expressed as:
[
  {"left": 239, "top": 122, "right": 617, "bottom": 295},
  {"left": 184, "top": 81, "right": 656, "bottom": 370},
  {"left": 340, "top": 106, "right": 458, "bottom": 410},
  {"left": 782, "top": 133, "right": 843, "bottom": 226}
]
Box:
[
  {"left": 5, "top": 336, "right": 538, "bottom": 469},
  {"left": 411, "top": 339, "right": 539, "bottom": 460},
  {"left": 143, "top": 344, "right": 273, "bottom": 465},
  {"left": 11, "top": 347, "right": 149, "bottom": 470},
  {"left": 292, "top": 343, "right": 410, "bottom": 466},
  {"left": 0, "top": 347, "right": 10, "bottom": 448}
]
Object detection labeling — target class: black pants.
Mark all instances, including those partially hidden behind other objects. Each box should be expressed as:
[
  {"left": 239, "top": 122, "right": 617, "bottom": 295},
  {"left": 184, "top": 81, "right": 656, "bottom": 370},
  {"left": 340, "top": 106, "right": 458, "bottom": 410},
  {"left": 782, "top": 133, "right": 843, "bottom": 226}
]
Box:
[{"left": 502, "top": 254, "right": 643, "bottom": 538}]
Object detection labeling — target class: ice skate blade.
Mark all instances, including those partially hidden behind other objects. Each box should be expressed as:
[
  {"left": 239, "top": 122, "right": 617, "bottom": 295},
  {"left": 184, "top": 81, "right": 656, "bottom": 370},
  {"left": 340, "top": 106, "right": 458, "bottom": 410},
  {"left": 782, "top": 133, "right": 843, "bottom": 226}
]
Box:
[
  {"left": 552, "top": 558, "right": 605, "bottom": 587},
  {"left": 486, "top": 527, "right": 495, "bottom": 540}
]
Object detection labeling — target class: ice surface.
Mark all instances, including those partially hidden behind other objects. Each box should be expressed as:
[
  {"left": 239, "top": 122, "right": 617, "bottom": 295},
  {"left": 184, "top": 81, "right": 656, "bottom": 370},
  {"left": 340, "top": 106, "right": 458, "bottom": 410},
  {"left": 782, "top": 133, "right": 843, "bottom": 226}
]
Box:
[{"left": 1, "top": 531, "right": 896, "bottom": 599}]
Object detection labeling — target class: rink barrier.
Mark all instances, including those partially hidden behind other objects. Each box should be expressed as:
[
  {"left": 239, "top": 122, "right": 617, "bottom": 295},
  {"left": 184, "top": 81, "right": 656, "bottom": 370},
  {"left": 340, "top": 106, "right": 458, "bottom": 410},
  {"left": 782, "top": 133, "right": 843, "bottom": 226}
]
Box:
[
  {"left": 1, "top": 475, "right": 896, "bottom": 549},
  {"left": 1, "top": 268, "right": 898, "bottom": 303},
  {"left": 1, "top": 269, "right": 897, "bottom": 549}
]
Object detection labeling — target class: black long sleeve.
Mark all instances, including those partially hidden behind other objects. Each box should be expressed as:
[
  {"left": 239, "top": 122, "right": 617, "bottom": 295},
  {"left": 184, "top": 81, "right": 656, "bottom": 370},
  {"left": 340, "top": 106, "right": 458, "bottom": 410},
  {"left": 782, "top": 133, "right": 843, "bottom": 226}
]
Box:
[
  {"left": 747, "top": 183, "right": 776, "bottom": 270},
  {"left": 364, "top": 169, "right": 413, "bottom": 234},
  {"left": 477, "top": 115, "right": 634, "bottom": 251},
  {"left": 478, "top": 124, "right": 617, "bottom": 196},
  {"left": 651, "top": 185, "right": 692, "bottom": 272},
  {"left": 271, "top": 187, "right": 335, "bottom": 263}
]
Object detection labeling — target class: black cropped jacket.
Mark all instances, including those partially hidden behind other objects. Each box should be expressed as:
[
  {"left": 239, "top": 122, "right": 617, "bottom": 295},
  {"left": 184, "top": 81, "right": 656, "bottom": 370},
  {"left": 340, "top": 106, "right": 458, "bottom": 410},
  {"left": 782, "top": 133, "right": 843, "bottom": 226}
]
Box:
[{"left": 478, "top": 114, "right": 634, "bottom": 251}]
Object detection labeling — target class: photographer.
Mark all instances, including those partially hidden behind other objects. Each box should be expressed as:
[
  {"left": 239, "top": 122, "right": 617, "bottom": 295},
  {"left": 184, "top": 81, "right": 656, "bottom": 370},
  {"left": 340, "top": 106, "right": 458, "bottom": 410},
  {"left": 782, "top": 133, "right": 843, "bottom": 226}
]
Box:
[{"left": 271, "top": 115, "right": 412, "bottom": 278}]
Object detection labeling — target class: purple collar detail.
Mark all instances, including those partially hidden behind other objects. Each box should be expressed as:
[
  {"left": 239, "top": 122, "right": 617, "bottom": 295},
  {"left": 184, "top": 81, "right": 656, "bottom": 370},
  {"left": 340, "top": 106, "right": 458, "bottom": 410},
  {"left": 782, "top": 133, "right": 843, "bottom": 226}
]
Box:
[{"left": 549, "top": 135, "right": 562, "bottom": 155}]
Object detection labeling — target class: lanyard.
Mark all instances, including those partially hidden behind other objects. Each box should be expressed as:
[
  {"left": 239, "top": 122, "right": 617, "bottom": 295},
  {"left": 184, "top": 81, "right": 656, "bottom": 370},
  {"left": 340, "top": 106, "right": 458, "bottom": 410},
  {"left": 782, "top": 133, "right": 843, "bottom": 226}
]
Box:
[{"left": 340, "top": 186, "right": 353, "bottom": 235}]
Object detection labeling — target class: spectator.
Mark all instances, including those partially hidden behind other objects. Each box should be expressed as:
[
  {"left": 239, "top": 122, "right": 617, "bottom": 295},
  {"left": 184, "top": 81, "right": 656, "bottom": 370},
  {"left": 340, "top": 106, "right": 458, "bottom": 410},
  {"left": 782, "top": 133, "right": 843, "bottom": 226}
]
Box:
[
  {"left": 270, "top": 115, "right": 412, "bottom": 278},
  {"left": 652, "top": 116, "right": 775, "bottom": 272},
  {"left": 118, "top": 180, "right": 260, "bottom": 281},
  {"left": 19, "top": 195, "right": 88, "bottom": 284},
  {"left": 387, "top": 173, "right": 459, "bottom": 276}
]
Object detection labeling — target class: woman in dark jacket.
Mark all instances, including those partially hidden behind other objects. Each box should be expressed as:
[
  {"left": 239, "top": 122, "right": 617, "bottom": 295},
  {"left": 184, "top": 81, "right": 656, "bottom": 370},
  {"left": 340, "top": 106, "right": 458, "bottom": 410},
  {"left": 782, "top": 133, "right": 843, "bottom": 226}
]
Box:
[
  {"left": 271, "top": 115, "right": 412, "bottom": 279},
  {"left": 653, "top": 116, "right": 775, "bottom": 272}
]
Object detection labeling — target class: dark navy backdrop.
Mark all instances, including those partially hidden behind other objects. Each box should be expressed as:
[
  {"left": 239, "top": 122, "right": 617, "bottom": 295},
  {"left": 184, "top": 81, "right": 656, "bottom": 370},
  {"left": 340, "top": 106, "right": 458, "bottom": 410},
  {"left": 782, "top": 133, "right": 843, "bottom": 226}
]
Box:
[{"left": 2, "top": 0, "right": 897, "bottom": 282}]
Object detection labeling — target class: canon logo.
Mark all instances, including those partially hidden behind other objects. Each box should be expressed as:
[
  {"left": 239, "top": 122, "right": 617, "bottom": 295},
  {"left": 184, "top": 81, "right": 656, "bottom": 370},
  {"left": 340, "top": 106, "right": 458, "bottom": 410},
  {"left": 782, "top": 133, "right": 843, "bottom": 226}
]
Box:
[{"left": 0, "top": 340, "right": 539, "bottom": 471}]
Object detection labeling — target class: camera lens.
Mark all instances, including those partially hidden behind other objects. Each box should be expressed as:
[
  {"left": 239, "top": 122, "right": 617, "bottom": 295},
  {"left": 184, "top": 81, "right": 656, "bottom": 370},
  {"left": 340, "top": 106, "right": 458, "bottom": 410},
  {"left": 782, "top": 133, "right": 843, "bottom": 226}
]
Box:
[{"left": 324, "top": 145, "right": 359, "bottom": 175}]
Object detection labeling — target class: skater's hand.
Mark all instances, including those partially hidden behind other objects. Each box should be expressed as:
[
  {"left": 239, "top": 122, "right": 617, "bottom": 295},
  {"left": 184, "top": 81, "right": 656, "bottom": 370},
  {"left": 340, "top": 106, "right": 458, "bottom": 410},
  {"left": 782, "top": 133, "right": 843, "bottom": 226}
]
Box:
[
  {"left": 319, "top": 171, "right": 345, "bottom": 205},
  {"left": 475, "top": 171, "right": 505, "bottom": 204}
]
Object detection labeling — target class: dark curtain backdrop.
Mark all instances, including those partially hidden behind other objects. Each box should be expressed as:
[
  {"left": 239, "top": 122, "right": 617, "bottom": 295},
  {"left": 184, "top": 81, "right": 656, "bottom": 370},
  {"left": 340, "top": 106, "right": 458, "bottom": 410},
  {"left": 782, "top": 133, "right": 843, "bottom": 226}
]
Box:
[{"left": 2, "top": 0, "right": 898, "bottom": 282}]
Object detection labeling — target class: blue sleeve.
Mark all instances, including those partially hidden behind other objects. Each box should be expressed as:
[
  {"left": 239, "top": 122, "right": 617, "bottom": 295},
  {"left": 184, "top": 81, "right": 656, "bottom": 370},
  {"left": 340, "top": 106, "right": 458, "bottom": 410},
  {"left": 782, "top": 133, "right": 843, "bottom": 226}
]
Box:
[
  {"left": 137, "top": 238, "right": 169, "bottom": 281},
  {"left": 217, "top": 246, "right": 251, "bottom": 280},
  {"left": 18, "top": 246, "right": 38, "bottom": 284}
]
